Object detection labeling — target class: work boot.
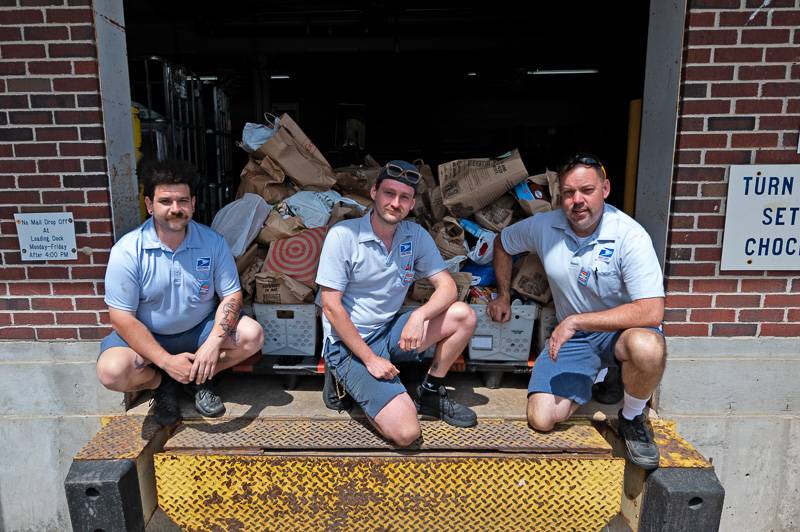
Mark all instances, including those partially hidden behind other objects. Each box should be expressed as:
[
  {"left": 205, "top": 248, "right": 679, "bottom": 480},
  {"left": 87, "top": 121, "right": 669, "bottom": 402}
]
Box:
[
  {"left": 186, "top": 382, "right": 226, "bottom": 417},
  {"left": 617, "top": 409, "right": 660, "bottom": 470},
  {"left": 323, "top": 363, "right": 352, "bottom": 412},
  {"left": 592, "top": 365, "right": 624, "bottom": 404},
  {"left": 151, "top": 373, "right": 181, "bottom": 426},
  {"left": 415, "top": 385, "right": 477, "bottom": 428}
]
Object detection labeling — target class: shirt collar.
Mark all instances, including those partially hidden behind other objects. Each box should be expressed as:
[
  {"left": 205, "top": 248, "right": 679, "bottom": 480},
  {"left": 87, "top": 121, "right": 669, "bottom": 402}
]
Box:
[
  {"left": 357, "top": 211, "right": 413, "bottom": 245},
  {"left": 140, "top": 218, "right": 201, "bottom": 251},
  {"left": 552, "top": 204, "right": 618, "bottom": 243}
]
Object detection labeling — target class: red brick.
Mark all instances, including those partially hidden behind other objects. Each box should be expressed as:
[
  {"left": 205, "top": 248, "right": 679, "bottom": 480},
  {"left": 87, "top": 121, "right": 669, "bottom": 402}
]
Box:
[
  {"left": 693, "top": 279, "right": 738, "bottom": 292},
  {"left": 692, "top": 309, "right": 736, "bottom": 322},
  {"left": 673, "top": 183, "right": 698, "bottom": 196},
  {"left": 0, "top": 27, "right": 22, "bottom": 41},
  {"left": 663, "top": 309, "right": 687, "bottom": 322},
  {"left": 30, "top": 94, "right": 75, "bottom": 108},
  {"left": 710, "top": 82, "right": 759, "bottom": 98},
  {"left": 36, "top": 126, "right": 78, "bottom": 141},
  {"left": 0, "top": 161, "right": 36, "bottom": 174},
  {"left": 54, "top": 110, "right": 101, "bottom": 124},
  {"left": 765, "top": 47, "right": 800, "bottom": 63},
  {"left": 669, "top": 215, "right": 695, "bottom": 229},
  {"left": 27, "top": 266, "right": 69, "bottom": 279},
  {"left": 23, "top": 25, "right": 69, "bottom": 40},
  {"left": 14, "top": 143, "right": 58, "bottom": 159},
  {"left": 71, "top": 266, "right": 106, "bottom": 279},
  {"left": 719, "top": 11, "right": 768, "bottom": 26},
  {"left": 75, "top": 236, "right": 113, "bottom": 248},
  {"left": 31, "top": 297, "right": 73, "bottom": 310},
  {"left": 731, "top": 132, "right": 779, "bottom": 148},
  {"left": 676, "top": 133, "right": 727, "bottom": 149},
  {"left": 700, "top": 183, "right": 728, "bottom": 196},
  {"left": 755, "top": 150, "right": 800, "bottom": 164},
  {"left": 663, "top": 323, "right": 709, "bottom": 336},
  {"left": 669, "top": 247, "right": 692, "bottom": 261},
  {"left": 69, "top": 24, "right": 93, "bottom": 40},
  {"left": 764, "top": 294, "right": 800, "bottom": 307},
  {"left": 697, "top": 215, "right": 726, "bottom": 229},
  {"left": 52, "top": 77, "right": 99, "bottom": 92},
  {"left": 761, "top": 323, "right": 800, "bottom": 336},
  {"left": 91, "top": 251, "right": 109, "bottom": 265},
  {"left": 707, "top": 116, "right": 755, "bottom": 131},
  {"left": 763, "top": 82, "right": 800, "bottom": 97},
  {"left": 742, "top": 29, "right": 791, "bottom": 44},
  {"left": 789, "top": 99, "right": 800, "bottom": 113},
  {"left": 665, "top": 278, "right": 690, "bottom": 293},
  {"left": 71, "top": 205, "right": 111, "bottom": 219},
  {"left": 788, "top": 308, "right": 800, "bottom": 320},
  {"left": 716, "top": 294, "right": 761, "bottom": 307},
  {"left": 75, "top": 297, "right": 105, "bottom": 310},
  {"left": 684, "top": 65, "right": 735, "bottom": 81},
  {"left": 1, "top": 43, "right": 46, "bottom": 59},
  {"left": 686, "top": 29, "right": 738, "bottom": 46},
  {"left": 792, "top": 279, "right": 800, "bottom": 292},
  {"left": 667, "top": 262, "right": 717, "bottom": 276},
  {"left": 747, "top": 0, "right": 795, "bottom": 7},
  {"left": 9, "top": 282, "right": 50, "bottom": 295},
  {"left": 739, "top": 309, "right": 785, "bottom": 322},
  {"left": 0, "top": 298, "right": 29, "bottom": 311},
  {"left": 783, "top": 132, "right": 799, "bottom": 148},
  {"left": 714, "top": 47, "right": 763, "bottom": 62},
  {"left": 76, "top": 94, "right": 100, "bottom": 108},
  {"left": 56, "top": 312, "right": 98, "bottom": 325},
  {"left": 88, "top": 221, "right": 112, "bottom": 233},
  {"left": 685, "top": 48, "right": 712, "bottom": 65},
  {"left": 0, "top": 327, "right": 35, "bottom": 340},
  {"left": 687, "top": 11, "right": 715, "bottom": 27},
  {"left": 86, "top": 190, "right": 110, "bottom": 203},
  {"left": 0, "top": 95, "right": 29, "bottom": 109},
  {"left": 41, "top": 190, "right": 84, "bottom": 203},
  {"left": 679, "top": 117, "right": 704, "bottom": 131},
  {"left": 17, "top": 174, "right": 61, "bottom": 188},
  {"left": 73, "top": 60, "right": 97, "bottom": 75},
  {"left": 59, "top": 142, "right": 105, "bottom": 156},
  {"left": 741, "top": 279, "right": 787, "bottom": 293},
  {"left": 771, "top": 11, "right": 800, "bottom": 26},
  {"left": 79, "top": 326, "right": 110, "bottom": 340},
  {"left": 672, "top": 199, "right": 721, "bottom": 213},
  {"left": 712, "top": 323, "right": 757, "bottom": 336},
  {"left": 5, "top": 77, "right": 51, "bottom": 92},
  {"left": 665, "top": 294, "right": 712, "bottom": 308},
  {"left": 38, "top": 158, "right": 81, "bottom": 172},
  {"left": 46, "top": 7, "right": 93, "bottom": 23},
  {"left": 682, "top": 83, "right": 708, "bottom": 99},
  {"left": 675, "top": 167, "right": 727, "bottom": 181},
  {"left": 14, "top": 313, "right": 54, "bottom": 325},
  {"left": 705, "top": 150, "right": 752, "bottom": 165},
  {"left": 676, "top": 151, "right": 701, "bottom": 165},
  {"left": 735, "top": 99, "right": 784, "bottom": 114},
  {"left": 670, "top": 231, "right": 719, "bottom": 245},
  {"left": 37, "top": 328, "right": 79, "bottom": 340},
  {"left": 52, "top": 281, "right": 94, "bottom": 295},
  {"left": 0, "top": 314, "right": 11, "bottom": 327},
  {"left": 83, "top": 159, "right": 106, "bottom": 172},
  {"left": 10, "top": 111, "right": 53, "bottom": 124},
  {"left": 48, "top": 43, "right": 96, "bottom": 58},
  {"left": 738, "top": 65, "right": 786, "bottom": 80},
  {"left": 0, "top": 10, "right": 44, "bottom": 24},
  {"left": 694, "top": 248, "right": 722, "bottom": 261},
  {"left": 692, "top": 0, "right": 740, "bottom": 7},
  {"left": 28, "top": 61, "right": 71, "bottom": 75}
]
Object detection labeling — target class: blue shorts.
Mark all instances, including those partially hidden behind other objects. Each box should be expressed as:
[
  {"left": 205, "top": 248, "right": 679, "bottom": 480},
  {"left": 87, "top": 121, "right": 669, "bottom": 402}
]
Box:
[
  {"left": 98, "top": 310, "right": 217, "bottom": 361},
  {"left": 324, "top": 310, "right": 423, "bottom": 419},
  {"left": 528, "top": 327, "right": 664, "bottom": 405}
]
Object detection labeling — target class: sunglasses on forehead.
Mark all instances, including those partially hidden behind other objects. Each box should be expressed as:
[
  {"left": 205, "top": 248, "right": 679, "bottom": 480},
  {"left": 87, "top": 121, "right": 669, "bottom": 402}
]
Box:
[
  {"left": 563, "top": 153, "right": 607, "bottom": 179},
  {"left": 385, "top": 163, "right": 422, "bottom": 184}
]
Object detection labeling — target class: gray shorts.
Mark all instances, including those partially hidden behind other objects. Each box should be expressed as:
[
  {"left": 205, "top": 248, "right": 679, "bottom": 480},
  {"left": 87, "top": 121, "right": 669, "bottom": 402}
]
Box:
[{"left": 324, "top": 311, "right": 423, "bottom": 419}]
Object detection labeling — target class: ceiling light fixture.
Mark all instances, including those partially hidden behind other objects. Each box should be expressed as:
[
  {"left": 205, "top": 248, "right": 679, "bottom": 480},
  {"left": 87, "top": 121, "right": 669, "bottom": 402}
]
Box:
[
  {"left": 467, "top": 72, "right": 477, "bottom": 77},
  {"left": 527, "top": 69, "right": 599, "bottom": 76},
  {"left": 270, "top": 75, "right": 291, "bottom": 80}
]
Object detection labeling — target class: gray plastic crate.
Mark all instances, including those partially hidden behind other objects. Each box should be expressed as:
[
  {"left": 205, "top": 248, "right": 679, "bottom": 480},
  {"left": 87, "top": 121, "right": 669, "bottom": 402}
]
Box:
[
  {"left": 468, "top": 303, "right": 539, "bottom": 362},
  {"left": 253, "top": 303, "right": 318, "bottom": 357}
]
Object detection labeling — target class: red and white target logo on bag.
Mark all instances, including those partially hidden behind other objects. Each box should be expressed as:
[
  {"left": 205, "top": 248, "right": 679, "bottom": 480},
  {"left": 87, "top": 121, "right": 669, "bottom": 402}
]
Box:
[{"left": 263, "top": 227, "right": 327, "bottom": 287}]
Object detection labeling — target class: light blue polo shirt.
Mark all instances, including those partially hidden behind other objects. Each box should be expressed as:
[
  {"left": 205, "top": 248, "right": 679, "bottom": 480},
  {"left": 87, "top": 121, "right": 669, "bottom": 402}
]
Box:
[
  {"left": 104, "top": 218, "right": 240, "bottom": 335},
  {"left": 316, "top": 213, "right": 447, "bottom": 343},
  {"left": 500, "top": 204, "right": 664, "bottom": 323}
]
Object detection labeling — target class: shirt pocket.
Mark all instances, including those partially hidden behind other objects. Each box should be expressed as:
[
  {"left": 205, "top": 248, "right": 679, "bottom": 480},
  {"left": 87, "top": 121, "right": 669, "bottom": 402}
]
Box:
[{"left": 592, "top": 265, "right": 623, "bottom": 297}]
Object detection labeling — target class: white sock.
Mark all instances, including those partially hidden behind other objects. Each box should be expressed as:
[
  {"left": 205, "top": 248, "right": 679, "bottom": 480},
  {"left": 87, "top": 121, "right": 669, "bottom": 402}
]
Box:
[{"left": 621, "top": 391, "right": 650, "bottom": 421}]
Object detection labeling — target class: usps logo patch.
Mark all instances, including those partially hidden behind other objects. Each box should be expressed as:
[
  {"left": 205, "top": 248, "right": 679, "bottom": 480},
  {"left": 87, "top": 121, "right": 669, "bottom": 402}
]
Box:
[
  {"left": 598, "top": 247, "right": 615, "bottom": 262},
  {"left": 399, "top": 241, "right": 413, "bottom": 257},
  {"left": 196, "top": 257, "right": 211, "bottom": 271}
]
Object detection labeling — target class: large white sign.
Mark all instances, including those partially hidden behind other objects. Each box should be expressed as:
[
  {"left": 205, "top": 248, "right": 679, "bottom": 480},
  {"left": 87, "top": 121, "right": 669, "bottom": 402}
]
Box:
[
  {"left": 14, "top": 212, "right": 77, "bottom": 261},
  {"left": 721, "top": 165, "right": 800, "bottom": 270}
]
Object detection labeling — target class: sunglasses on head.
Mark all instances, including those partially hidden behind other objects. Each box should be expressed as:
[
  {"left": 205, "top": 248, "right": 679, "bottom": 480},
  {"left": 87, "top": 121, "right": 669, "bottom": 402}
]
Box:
[
  {"left": 385, "top": 163, "right": 422, "bottom": 184},
  {"left": 563, "top": 153, "right": 607, "bottom": 179}
]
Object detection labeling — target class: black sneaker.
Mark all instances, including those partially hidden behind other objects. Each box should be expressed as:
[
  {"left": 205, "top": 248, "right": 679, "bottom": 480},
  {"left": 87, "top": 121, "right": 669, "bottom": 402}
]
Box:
[
  {"left": 151, "top": 373, "right": 180, "bottom": 426},
  {"left": 617, "top": 409, "right": 660, "bottom": 470},
  {"left": 593, "top": 365, "right": 624, "bottom": 404},
  {"left": 187, "top": 382, "right": 226, "bottom": 417},
  {"left": 415, "top": 385, "right": 477, "bottom": 428},
  {"left": 323, "top": 364, "right": 352, "bottom": 412}
]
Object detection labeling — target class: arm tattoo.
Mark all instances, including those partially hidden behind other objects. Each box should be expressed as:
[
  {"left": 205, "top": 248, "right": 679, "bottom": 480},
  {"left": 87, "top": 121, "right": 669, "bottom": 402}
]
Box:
[{"left": 218, "top": 300, "right": 242, "bottom": 342}]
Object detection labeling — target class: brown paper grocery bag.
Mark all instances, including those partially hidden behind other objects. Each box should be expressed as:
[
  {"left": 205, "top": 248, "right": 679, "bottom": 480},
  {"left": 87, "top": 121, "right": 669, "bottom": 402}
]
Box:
[
  {"left": 254, "top": 270, "right": 314, "bottom": 304},
  {"left": 276, "top": 113, "right": 332, "bottom": 168},
  {"left": 257, "top": 209, "right": 306, "bottom": 244},
  {"left": 515, "top": 171, "right": 557, "bottom": 216},
  {"left": 334, "top": 165, "right": 380, "bottom": 197},
  {"left": 438, "top": 149, "right": 529, "bottom": 218},
  {"left": 410, "top": 271, "right": 472, "bottom": 303},
  {"left": 511, "top": 253, "right": 551, "bottom": 304},
  {"left": 431, "top": 217, "right": 467, "bottom": 259},
  {"left": 236, "top": 162, "right": 296, "bottom": 204},
  {"left": 240, "top": 258, "right": 265, "bottom": 297},
  {"left": 428, "top": 185, "right": 447, "bottom": 223},
  {"left": 474, "top": 194, "right": 515, "bottom": 232}
]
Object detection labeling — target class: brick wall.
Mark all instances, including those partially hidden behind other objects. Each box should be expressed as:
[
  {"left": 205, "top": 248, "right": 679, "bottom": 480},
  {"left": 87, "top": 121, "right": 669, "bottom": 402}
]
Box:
[
  {"left": 0, "top": 0, "right": 113, "bottom": 341},
  {"left": 665, "top": 0, "right": 800, "bottom": 337}
]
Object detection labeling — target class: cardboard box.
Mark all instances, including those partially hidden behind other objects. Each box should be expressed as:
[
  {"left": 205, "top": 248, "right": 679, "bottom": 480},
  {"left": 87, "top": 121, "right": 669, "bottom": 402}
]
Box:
[
  {"left": 535, "top": 303, "right": 557, "bottom": 354},
  {"left": 467, "top": 303, "right": 539, "bottom": 362},
  {"left": 254, "top": 271, "right": 314, "bottom": 305},
  {"left": 511, "top": 253, "right": 551, "bottom": 304},
  {"left": 253, "top": 303, "right": 318, "bottom": 357}
]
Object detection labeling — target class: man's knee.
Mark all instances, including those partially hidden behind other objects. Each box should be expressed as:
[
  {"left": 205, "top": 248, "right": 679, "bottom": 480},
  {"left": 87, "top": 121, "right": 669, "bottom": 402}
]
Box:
[
  {"left": 96, "top": 353, "right": 134, "bottom": 391},
  {"left": 237, "top": 318, "right": 265, "bottom": 353},
  {"left": 623, "top": 329, "right": 666, "bottom": 372},
  {"left": 527, "top": 398, "right": 557, "bottom": 432},
  {"left": 388, "top": 424, "right": 421, "bottom": 447},
  {"left": 448, "top": 301, "right": 477, "bottom": 330}
]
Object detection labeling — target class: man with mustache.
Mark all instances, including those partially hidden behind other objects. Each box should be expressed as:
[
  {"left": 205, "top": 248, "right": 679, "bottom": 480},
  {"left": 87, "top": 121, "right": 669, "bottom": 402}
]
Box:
[
  {"left": 96, "top": 160, "right": 264, "bottom": 425},
  {"left": 488, "top": 154, "right": 666, "bottom": 470},
  {"left": 317, "top": 160, "right": 478, "bottom": 446}
]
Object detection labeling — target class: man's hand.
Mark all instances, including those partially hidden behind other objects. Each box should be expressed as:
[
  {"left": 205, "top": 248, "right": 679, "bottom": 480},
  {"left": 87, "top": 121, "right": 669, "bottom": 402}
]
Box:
[
  {"left": 487, "top": 297, "right": 512, "bottom": 323},
  {"left": 190, "top": 342, "right": 222, "bottom": 384},
  {"left": 365, "top": 355, "right": 400, "bottom": 380},
  {"left": 399, "top": 310, "right": 426, "bottom": 352},
  {"left": 161, "top": 353, "right": 196, "bottom": 384},
  {"left": 548, "top": 316, "right": 578, "bottom": 362}
]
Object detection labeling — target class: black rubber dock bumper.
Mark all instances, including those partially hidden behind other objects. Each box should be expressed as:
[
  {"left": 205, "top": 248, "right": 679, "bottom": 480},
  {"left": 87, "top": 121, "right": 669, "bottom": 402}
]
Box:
[
  {"left": 639, "top": 467, "right": 725, "bottom": 532},
  {"left": 64, "top": 459, "right": 144, "bottom": 532}
]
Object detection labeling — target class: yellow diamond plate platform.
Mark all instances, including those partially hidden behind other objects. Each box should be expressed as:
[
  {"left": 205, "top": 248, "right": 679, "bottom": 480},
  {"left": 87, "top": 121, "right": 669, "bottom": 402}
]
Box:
[
  {"left": 165, "top": 417, "right": 611, "bottom": 454},
  {"left": 155, "top": 454, "right": 624, "bottom": 531},
  {"left": 652, "top": 419, "right": 711, "bottom": 469},
  {"left": 75, "top": 415, "right": 162, "bottom": 460}
]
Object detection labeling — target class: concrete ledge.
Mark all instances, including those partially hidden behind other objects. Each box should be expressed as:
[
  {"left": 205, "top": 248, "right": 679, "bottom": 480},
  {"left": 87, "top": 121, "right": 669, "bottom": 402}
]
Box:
[
  {"left": 666, "top": 337, "right": 800, "bottom": 359},
  {"left": 0, "top": 341, "right": 102, "bottom": 363}
]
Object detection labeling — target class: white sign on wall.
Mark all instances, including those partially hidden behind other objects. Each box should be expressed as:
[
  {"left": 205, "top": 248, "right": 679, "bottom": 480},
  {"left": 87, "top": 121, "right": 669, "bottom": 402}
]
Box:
[
  {"left": 14, "top": 212, "right": 77, "bottom": 261},
  {"left": 721, "top": 165, "right": 800, "bottom": 270}
]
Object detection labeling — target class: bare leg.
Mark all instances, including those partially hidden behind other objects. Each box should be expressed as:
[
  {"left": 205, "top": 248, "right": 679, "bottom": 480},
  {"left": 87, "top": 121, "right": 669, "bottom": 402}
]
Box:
[
  {"left": 372, "top": 393, "right": 422, "bottom": 447},
  {"left": 96, "top": 347, "right": 161, "bottom": 392},
  {"left": 213, "top": 316, "right": 265, "bottom": 374},
  {"left": 527, "top": 393, "right": 580, "bottom": 432},
  {"left": 614, "top": 328, "right": 666, "bottom": 400},
  {"left": 418, "top": 302, "right": 477, "bottom": 377}
]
